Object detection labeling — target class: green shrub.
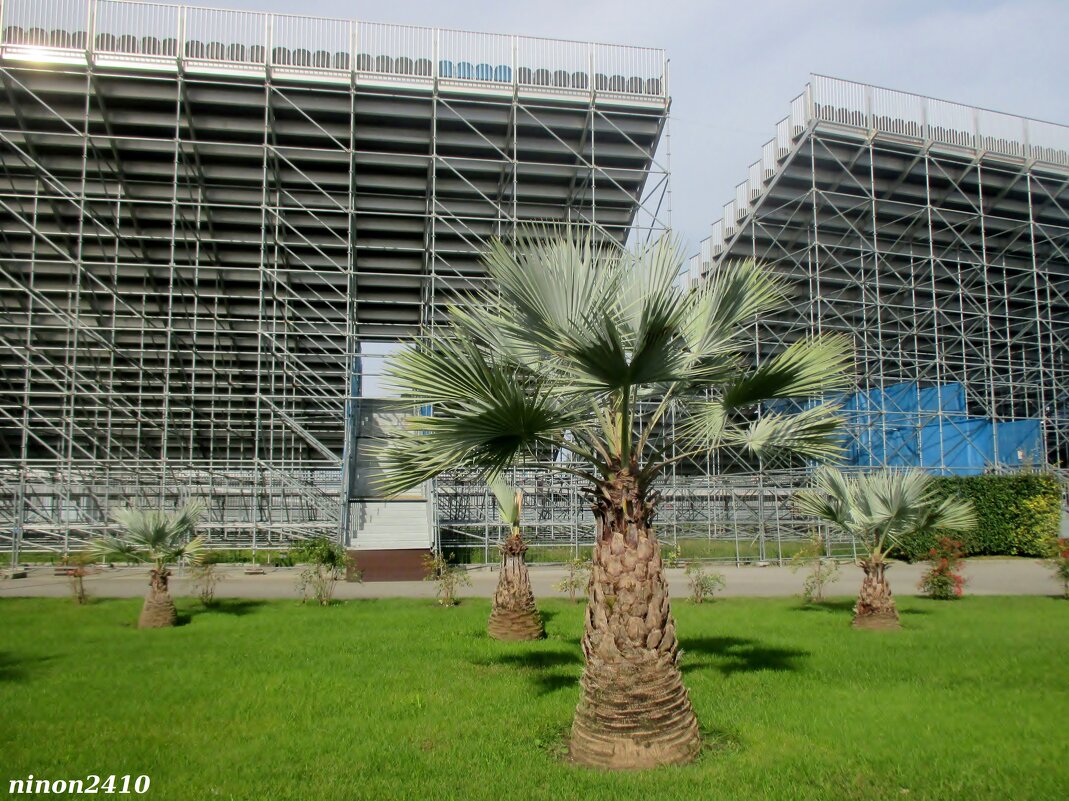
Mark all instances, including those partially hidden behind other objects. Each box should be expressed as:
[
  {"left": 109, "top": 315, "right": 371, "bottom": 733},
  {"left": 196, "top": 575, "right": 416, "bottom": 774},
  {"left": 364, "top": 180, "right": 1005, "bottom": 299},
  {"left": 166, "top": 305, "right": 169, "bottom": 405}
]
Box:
[{"left": 894, "top": 473, "right": 1063, "bottom": 560}]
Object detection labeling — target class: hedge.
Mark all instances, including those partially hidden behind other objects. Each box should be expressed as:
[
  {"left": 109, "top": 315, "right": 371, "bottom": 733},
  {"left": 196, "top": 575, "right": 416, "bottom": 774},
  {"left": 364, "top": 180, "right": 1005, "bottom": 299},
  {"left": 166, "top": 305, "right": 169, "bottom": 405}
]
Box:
[{"left": 895, "top": 472, "right": 1064, "bottom": 561}]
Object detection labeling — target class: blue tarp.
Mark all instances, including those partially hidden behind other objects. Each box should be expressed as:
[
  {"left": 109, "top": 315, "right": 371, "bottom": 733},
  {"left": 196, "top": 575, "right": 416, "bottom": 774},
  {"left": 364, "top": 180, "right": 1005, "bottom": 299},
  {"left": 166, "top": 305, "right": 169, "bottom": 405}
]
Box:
[
  {"left": 841, "top": 381, "right": 1043, "bottom": 475},
  {"left": 766, "top": 380, "right": 1044, "bottom": 474}
]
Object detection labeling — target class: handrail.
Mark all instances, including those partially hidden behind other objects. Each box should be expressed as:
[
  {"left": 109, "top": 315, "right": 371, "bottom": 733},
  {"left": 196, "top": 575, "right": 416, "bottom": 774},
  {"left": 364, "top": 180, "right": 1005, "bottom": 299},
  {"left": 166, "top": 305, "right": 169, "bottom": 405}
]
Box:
[{"left": 0, "top": 0, "right": 667, "bottom": 100}]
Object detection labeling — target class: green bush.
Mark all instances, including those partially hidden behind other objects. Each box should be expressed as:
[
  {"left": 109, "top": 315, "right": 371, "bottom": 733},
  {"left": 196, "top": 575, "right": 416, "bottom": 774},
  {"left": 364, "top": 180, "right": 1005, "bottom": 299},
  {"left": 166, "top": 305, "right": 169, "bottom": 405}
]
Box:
[{"left": 895, "top": 473, "right": 1064, "bottom": 560}]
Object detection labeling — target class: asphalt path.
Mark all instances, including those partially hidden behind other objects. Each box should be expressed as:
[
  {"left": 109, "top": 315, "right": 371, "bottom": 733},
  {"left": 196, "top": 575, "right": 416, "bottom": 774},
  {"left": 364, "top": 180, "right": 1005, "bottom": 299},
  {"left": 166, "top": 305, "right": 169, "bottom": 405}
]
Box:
[{"left": 1, "top": 558, "right": 1060, "bottom": 601}]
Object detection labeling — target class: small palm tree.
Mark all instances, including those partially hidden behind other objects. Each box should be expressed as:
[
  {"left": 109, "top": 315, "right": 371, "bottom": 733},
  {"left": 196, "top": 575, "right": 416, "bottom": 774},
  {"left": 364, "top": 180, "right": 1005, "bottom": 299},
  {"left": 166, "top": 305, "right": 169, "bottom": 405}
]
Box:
[
  {"left": 794, "top": 468, "right": 976, "bottom": 628},
  {"left": 487, "top": 478, "right": 544, "bottom": 641},
  {"left": 378, "top": 230, "right": 851, "bottom": 769},
  {"left": 91, "top": 501, "right": 206, "bottom": 628}
]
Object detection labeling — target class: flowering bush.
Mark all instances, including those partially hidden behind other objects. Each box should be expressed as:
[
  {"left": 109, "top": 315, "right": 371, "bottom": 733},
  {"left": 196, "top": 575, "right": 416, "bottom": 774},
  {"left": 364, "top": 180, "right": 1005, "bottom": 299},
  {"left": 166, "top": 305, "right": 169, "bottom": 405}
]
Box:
[
  {"left": 919, "top": 537, "right": 966, "bottom": 600},
  {"left": 1046, "top": 537, "right": 1069, "bottom": 598}
]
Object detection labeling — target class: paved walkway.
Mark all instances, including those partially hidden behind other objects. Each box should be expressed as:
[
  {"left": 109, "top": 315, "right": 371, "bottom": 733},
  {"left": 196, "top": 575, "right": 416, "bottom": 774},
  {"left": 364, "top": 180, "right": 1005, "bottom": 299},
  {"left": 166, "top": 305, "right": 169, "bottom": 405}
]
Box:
[{"left": 0, "top": 559, "right": 1060, "bottom": 601}]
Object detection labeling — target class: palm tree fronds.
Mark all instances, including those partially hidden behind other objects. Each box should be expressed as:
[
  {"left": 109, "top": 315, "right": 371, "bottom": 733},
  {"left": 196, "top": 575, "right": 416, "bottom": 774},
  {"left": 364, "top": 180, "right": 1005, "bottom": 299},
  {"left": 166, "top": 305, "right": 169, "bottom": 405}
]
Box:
[
  {"left": 733, "top": 404, "right": 845, "bottom": 461},
  {"left": 720, "top": 335, "right": 854, "bottom": 410},
  {"left": 489, "top": 478, "right": 522, "bottom": 528}
]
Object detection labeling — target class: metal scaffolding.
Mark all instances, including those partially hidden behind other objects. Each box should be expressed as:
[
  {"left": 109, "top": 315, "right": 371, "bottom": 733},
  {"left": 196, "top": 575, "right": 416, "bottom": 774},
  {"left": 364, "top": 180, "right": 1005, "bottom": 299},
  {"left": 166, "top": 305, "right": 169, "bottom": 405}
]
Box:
[{"left": 0, "top": 0, "right": 670, "bottom": 559}]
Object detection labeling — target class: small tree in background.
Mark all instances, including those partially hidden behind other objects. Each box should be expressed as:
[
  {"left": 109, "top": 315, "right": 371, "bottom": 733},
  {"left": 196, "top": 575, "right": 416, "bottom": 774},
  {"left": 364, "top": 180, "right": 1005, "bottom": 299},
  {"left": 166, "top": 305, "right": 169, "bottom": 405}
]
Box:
[
  {"left": 91, "top": 501, "right": 206, "bottom": 628},
  {"left": 789, "top": 531, "right": 840, "bottom": 603},
  {"left": 795, "top": 468, "right": 976, "bottom": 629},
  {"left": 919, "top": 537, "right": 966, "bottom": 600},
  {"left": 1046, "top": 537, "right": 1069, "bottom": 598},
  {"left": 62, "top": 552, "right": 96, "bottom": 605},
  {"left": 423, "top": 552, "right": 472, "bottom": 606},
  {"left": 190, "top": 563, "right": 225, "bottom": 606},
  {"left": 292, "top": 536, "right": 357, "bottom": 606},
  {"left": 684, "top": 562, "right": 725, "bottom": 604},
  {"left": 554, "top": 556, "right": 592, "bottom": 603},
  {"left": 487, "top": 479, "right": 544, "bottom": 640}
]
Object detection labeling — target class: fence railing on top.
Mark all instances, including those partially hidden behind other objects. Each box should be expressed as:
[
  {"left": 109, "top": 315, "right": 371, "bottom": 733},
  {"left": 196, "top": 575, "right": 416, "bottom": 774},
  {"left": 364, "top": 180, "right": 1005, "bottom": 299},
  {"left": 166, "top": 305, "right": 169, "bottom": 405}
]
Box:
[{"left": 0, "top": 0, "right": 668, "bottom": 100}]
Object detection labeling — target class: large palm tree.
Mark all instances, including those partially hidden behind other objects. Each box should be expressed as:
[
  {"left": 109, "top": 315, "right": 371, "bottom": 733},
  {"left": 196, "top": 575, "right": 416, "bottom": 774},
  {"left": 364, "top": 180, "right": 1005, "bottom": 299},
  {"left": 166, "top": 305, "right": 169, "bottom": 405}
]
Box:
[
  {"left": 91, "top": 501, "right": 206, "bottom": 628},
  {"left": 794, "top": 467, "right": 976, "bottom": 628},
  {"left": 378, "top": 230, "right": 851, "bottom": 769},
  {"left": 486, "top": 479, "right": 544, "bottom": 641}
]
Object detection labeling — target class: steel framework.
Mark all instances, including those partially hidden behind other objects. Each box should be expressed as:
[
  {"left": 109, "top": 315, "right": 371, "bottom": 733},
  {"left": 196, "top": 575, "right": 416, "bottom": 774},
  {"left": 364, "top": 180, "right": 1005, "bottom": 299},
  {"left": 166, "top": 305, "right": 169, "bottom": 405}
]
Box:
[{"left": 0, "top": 0, "right": 670, "bottom": 560}]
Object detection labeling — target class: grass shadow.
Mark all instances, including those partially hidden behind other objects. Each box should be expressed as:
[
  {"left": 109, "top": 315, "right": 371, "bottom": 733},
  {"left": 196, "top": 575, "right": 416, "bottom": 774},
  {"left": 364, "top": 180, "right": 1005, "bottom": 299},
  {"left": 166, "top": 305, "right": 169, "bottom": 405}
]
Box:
[
  {"left": 0, "top": 652, "right": 53, "bottom": 682},
  {"left": 471, "top": 648, "right": 581, "bottom": 695},
  {"left": 794, "top": 598, "right": 855, "bottom": 613},
  {"left": 178, "top": 599, "right": 268, "bottom": 625},
  {"left": 681, "top": 636, "right": 808, "bottom": 676}
]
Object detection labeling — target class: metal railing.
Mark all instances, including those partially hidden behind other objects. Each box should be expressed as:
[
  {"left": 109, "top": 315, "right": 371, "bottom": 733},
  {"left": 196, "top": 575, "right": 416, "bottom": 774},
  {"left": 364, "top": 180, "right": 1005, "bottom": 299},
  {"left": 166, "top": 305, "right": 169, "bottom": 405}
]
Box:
[
  {"left": 691, "top": 75, "right": 1069, "bottom": 282},
  {"left": 0, "top": 0, "right": 668, "bottom": 99}
]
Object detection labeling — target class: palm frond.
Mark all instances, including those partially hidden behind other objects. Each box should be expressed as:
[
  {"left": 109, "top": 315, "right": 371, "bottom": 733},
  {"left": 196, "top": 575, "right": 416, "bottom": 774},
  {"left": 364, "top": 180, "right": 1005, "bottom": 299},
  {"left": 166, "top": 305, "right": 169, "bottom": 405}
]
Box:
[
  {"left": 720, "top": 335, "right": 853, "bottom": 410},
  {"left": 682, "top": 260, "right": 785, "bottom": 362},
  {"left": 732, "top": 404, "right": 845, "bottom": 462},
  {"left": 489, "top": 478, "right": 522, "bottom": 528}
]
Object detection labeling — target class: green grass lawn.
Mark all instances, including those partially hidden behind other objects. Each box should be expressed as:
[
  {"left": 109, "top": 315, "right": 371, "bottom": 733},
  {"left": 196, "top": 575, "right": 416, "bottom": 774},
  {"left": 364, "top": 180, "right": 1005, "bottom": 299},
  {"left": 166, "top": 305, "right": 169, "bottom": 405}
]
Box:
[{"left": 1, "top": 595, "right": 1066, "bottom": 801}]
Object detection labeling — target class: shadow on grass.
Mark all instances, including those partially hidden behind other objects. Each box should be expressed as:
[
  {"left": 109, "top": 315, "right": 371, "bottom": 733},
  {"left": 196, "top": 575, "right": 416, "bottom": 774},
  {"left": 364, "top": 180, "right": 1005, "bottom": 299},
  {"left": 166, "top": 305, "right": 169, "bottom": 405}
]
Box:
[
  {"left": 471, "top": 648, "right": 581, "bottom": 695},
  {"left": 178, "top": 599, "right": 268, "bottom": 624},
  {"left": 681, "top": 636, "right": 808, "bottom": 676},
  {"left": 794, "top": 598, "right": 930, "bottom": 616},
  {"left": 0, "top": 651, "right": 53, "bottom": 682}
]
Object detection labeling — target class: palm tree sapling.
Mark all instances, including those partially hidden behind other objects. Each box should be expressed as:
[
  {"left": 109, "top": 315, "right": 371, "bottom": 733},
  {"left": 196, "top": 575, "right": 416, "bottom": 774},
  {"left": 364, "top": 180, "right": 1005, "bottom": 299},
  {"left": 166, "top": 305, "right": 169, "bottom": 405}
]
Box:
[
  {"left": 377, "top": 230, "right": 851, "bottom": 769},
  {"left": 91, "top": 501, "right": 206, "bottom": 628},
  {"left": 487, "top": 479, "right": 544, "bottom": 640},
  {"left": 794, "top": 468, "right": 976, "bottom": 628}
]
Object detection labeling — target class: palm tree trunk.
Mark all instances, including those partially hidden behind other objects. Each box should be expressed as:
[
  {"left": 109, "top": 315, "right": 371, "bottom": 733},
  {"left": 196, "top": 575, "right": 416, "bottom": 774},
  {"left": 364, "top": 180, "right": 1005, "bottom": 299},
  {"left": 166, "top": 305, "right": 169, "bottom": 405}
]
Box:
[
  {"left": 488, "top": 532, "right": 544, "bottom": 640},
  {"left": 138, "top": 567, "right": 177, "bottom": 629},
  {"left": 854, "top": 555, "right": 900, "bottom": 629},
  {"left": 569, "top": 475, "right": 701, "bottom": 770}
]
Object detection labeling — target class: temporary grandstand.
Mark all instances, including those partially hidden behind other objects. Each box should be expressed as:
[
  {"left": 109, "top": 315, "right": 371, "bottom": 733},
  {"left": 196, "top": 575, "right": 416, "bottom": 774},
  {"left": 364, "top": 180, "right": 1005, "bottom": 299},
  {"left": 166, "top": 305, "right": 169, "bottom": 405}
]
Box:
[{"left": 0, "top": 0, "right": 670, "bottom": 569}]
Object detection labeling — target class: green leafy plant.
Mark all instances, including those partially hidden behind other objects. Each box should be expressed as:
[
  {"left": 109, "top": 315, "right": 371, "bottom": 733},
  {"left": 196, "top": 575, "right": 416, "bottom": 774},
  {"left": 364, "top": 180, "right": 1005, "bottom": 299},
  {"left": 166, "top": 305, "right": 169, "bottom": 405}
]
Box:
[
  {"left": 684, "top": 562, "right": 726, "bottom": 603},
  {"left": 190, "top": 562, "right": 225, "bottom": 606},
  {"left": 422, "top": 552, "right": 472, "bottom": 607},
  {"left": 796, "top": 468, "right": 976, "bottom": 629},
  {"left": 789, "top": 533, "right": 839, "bottom": 603},
  {"left": 90, "top": 501, "right": 206, "bottom": 628},
  {"left": 553, "top": 556, "right": 592, "bottom": 603},
  {"left": 895, "top": 473, "right": 1063, "bottom": 559},
  {"left": 1046, "top": 537, "right": 1069, "bottom": 598},
  {"left": 919, "top": 536, "right": 967, "bottom": 600},
  {"left": 292, "top": 536, "right": 357, "bottom": 606},
  {"left": 376, "top": 229, "right": 851, "bottom": 768},
  {"left": 61, "top": 552, "right": 97, "bottom": 605}
]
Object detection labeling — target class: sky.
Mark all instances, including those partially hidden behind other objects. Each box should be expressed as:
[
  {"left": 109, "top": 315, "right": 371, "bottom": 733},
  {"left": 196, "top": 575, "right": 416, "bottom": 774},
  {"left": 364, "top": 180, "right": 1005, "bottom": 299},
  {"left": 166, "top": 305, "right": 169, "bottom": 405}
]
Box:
[{"left": 204, "top": 0, "right": 1068, "bottom": 258}]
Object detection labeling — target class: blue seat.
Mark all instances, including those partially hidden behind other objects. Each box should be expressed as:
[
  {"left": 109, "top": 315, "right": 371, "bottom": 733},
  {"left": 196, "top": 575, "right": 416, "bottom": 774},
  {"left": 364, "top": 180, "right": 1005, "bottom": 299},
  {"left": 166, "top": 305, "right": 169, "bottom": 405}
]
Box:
[
  {"left": 415, "top": 58, "right": 432, "bottom": 76},
  {"left": 226, "top": 43, "right": 246, "bottom": 62},
  {"left": 474, "top": 63, "right": 493, "bottom": 80},
  {"left": 532, "top": 68, "right": 551, "bottom": 86},
  {"left": 333, "top": 51, "right": 350, "bottom": 70},
  {"left": 517, "top": 66, "right": 532, "bottom": 84},
  {"left": 292, "top": 48, "right": 312, "bottom": 67},
  {"left": 395, "top": 56, "right": 414, "bottom": 74},
  {"left": 493, "top": 64, "right": 511, "bottom": 82},
  {"left": 438, "top": 59, "right": 454, "bottom": 77},
  {"left": 356, "top": 53, "right": 374, "bottom": 71},
  {"left": 456, "top": 61, "right": 474, "bottom": 79},
  {"left": 375, "top": 54, "right": 393, "bottom": 72}
]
